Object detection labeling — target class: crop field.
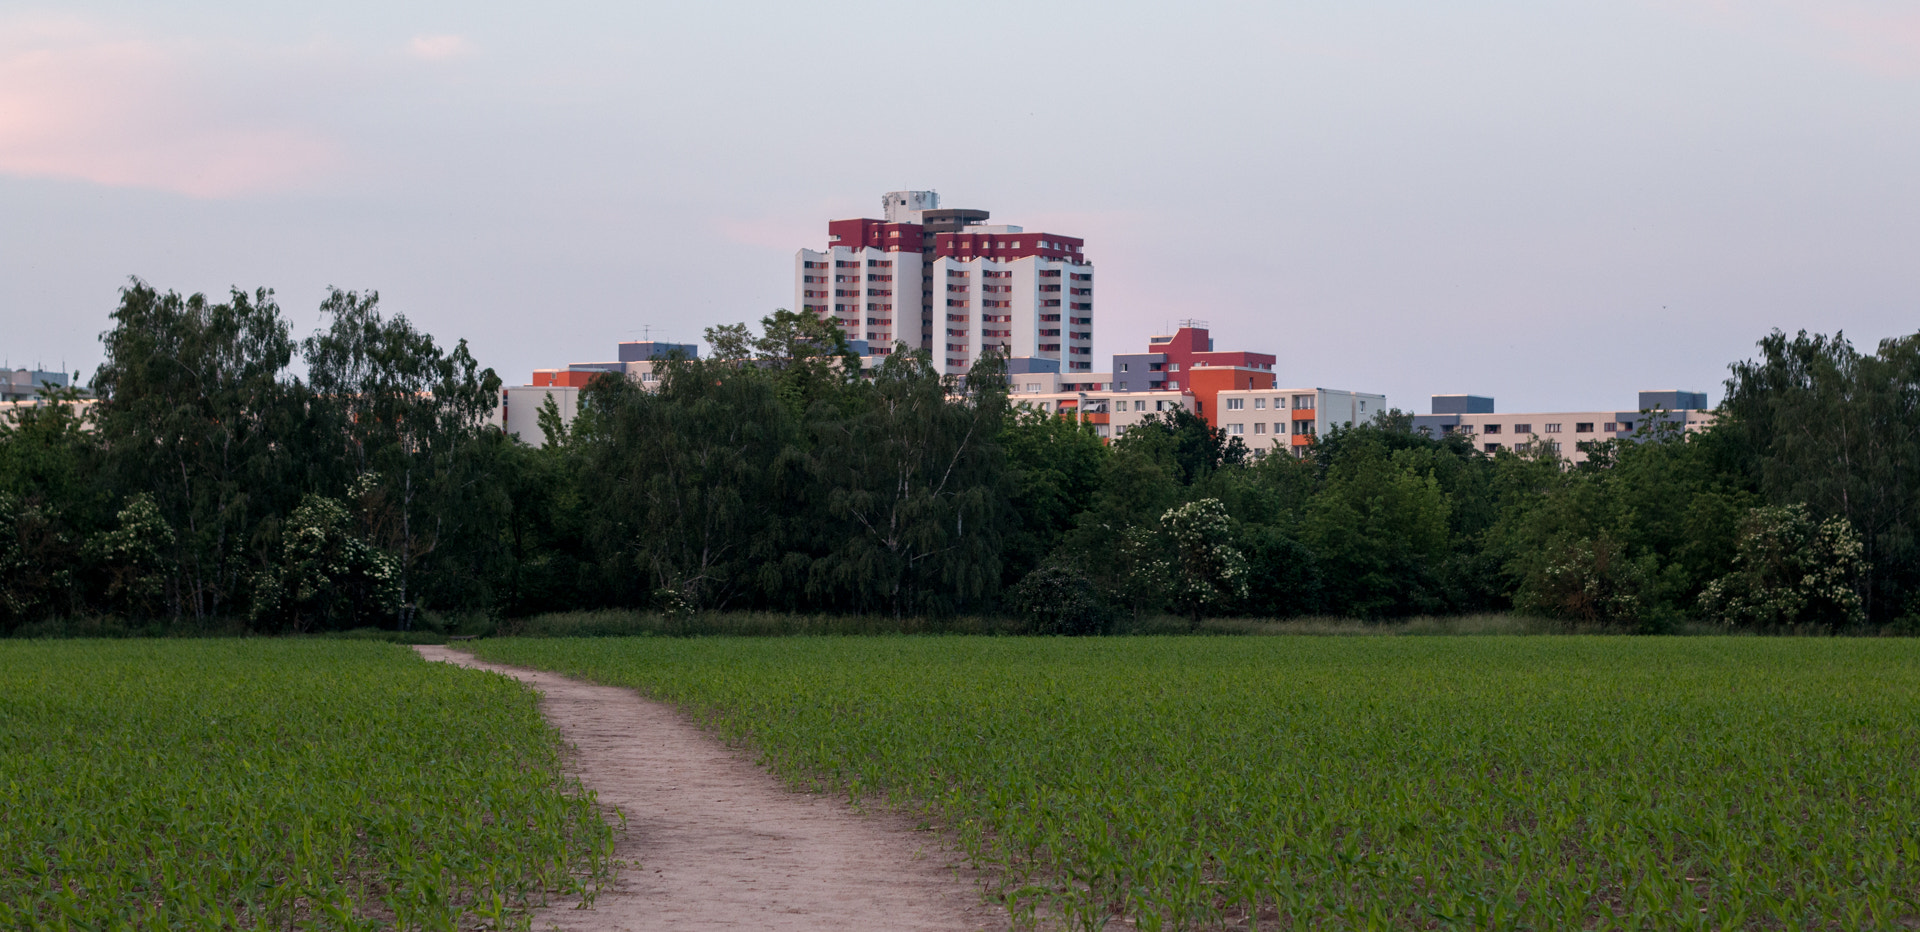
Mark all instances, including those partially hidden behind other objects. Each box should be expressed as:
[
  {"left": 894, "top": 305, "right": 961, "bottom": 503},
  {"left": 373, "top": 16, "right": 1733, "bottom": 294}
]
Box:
[
  {"left": 0, "top": 640, "right": 616, "bottom": 930},
  {"left": 475, "top": 636, "right": 1920, "bottom": 931}
]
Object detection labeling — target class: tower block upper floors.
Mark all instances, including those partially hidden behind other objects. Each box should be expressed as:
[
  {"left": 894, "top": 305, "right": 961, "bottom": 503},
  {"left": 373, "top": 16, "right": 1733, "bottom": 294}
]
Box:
[{"left": 794, "top": 191, "right": 1092, "bottom": 376}]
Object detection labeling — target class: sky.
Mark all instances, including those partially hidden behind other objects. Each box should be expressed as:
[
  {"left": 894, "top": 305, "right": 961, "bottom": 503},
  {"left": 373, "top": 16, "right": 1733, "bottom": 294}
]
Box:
[{"left": 3, "top": 0, "right": 1917, "bottom": 412}]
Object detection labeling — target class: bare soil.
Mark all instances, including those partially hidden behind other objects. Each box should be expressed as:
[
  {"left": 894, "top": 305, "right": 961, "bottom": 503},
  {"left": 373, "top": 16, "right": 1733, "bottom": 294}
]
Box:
[{"left": 414, "top": 645, "right": 1007, "bottom": 932}]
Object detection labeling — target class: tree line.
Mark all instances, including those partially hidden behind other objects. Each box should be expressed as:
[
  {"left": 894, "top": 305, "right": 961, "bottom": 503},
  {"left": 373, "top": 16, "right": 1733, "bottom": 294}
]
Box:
[{"left": 3, "top": 280, "right": 1917, "bottom": 634}]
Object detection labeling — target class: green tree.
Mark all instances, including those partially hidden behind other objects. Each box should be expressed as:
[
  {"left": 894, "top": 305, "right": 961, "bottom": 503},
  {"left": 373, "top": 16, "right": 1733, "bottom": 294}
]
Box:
[
  {"left": 91, "top": 280, "right": 308, "bottom": 620},
  {"left": 303, "top": 289, "right": 502, "bottom": 623},
  {"left": 999, "top": 405, "right": 1108, "bottom": 586},
  {"left": 1302, "top": 434, "right": 1451, "bottom": 618},
  {"left": 577, "top": 359, "right": 801, "bottom": 610},
  {"left": 808, "top": 351, "right": 1012, "bottom": 615},
  {"left": 1721, "top": 330, "right": 1920, "bottom": 621}
]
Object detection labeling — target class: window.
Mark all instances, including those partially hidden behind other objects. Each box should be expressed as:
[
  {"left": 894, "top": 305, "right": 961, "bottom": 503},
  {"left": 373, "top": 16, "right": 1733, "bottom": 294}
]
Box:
[
  {"left": 1117, "top": 381, "right": 1128, "bottom": 390},
  {"left": 1484, "top": 442, "right": 1502, "bottom": 453},
  {"left": 1135, "top": 400, "right": 1145, "bottom": 411},
  {"left": 1254, "top": 398, "right": 1266, "bottom": 409},
  {"left": 1292, "top": 395, "right": 1315, "bottom": 410},
  {"left": 1513, "top": 423, "right": 1532, "bottom": 434},
  {"left": 1155, "top": 401, "right": 1167, "bottom": 411},
  {"left": 1226, "top": 398, "right": 1244, "bottom": 410},
  {"left": 1619, "top": 420, "right": 1634, "bottom": 431},
  {"left": 1149, "top": 363, "right": 1164, "bottom": 372},
  {"left": 1254, "top": 423, "right": 1266, "bottom": 434},
  {"left": 1603, "top": 422, "right": 1618, "bottom": 432},
  {"left": 1168, "top": 363, "right": 1180, "bottom": 371},
  {"left": 1120, "top": 363, "right": 1129, "bottom": 372},
  {"left": 1515, "top": 442, "right": 1532, "bottom": 453},
  {"left": 1544, "top": 423, "right": 1562, "bottom": 433},
  {"left": 1228, "top": 423, "right": 1244, "bottom": 434},
  {"left": 1025, "top": 384, "right": 1040, "bottom": 392},
  {"left": 1482, "top": 423, "right": 1501, "bottom": 435},
  {"left": 1575, "top": 422, "right": 1594, "bottom": 433}
]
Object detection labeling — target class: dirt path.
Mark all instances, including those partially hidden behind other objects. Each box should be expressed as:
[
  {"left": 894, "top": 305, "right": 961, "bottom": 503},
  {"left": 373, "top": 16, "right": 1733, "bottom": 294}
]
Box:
[{"left": 414, "top": 645, "right": 1006, "bottom": 932}]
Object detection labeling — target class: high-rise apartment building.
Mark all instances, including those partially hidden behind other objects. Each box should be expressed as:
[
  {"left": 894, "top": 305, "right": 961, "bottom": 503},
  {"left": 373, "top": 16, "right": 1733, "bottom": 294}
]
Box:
[{"left": 795, "top": 191, "right": 1094, "bottom": 375}]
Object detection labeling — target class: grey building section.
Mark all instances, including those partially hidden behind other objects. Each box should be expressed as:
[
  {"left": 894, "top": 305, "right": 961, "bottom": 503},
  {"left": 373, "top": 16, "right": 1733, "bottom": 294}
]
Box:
[
  {"left": 1638, "top": 390, "right": 1709, "bottom": 411},
  {"left": 2, "top": 368, "right": 70, "bottom": 402},
  {"left": 618, "top": 341, "right": 700, "bottom": 362},
  {"left": 1431, "top": 394, "right": 1494, "bottom": 414},
  {"left": 1006, "top": 357, "right": 1061, "bottom": 374},
  {"left": 1111, "top": 353, "right": 1168, "bottom": 392}
]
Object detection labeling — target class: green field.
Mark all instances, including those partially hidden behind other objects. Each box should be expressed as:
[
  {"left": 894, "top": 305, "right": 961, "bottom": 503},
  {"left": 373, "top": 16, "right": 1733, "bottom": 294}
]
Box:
[
  {"left": 0, "top": 641, "right": 616, "bottom": 931},
  {"left": 475, "top": 636, "right": 1920, "bottom": 931}
]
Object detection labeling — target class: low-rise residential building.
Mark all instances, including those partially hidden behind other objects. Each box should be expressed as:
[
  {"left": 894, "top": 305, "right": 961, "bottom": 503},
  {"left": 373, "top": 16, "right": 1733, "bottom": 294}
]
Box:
[
  {"left": 1411, "top": 391, "right": 1715, "bottom": 464},
  {"left": 1110, "top": 323, "right": 1277, "bottom": 430},
  {"left": 1003, "top": 325, "right": 1382, "bottom": 453},
  {"left": 1215, "top": 387, "right": 1387, "bottom": 454},
  {"left": 498, "top": 340, "right": 700, "bottom": 446}
]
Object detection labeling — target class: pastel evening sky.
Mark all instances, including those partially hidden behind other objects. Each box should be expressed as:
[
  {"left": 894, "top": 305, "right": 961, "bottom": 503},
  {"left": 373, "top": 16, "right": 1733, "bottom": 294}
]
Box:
[{"left": 4, "top": 1, "right": 1917, "bottom": 411}]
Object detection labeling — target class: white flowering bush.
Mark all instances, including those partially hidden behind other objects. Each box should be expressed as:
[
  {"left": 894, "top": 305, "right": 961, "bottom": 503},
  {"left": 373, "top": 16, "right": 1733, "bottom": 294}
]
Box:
[
  {"left": 652, "top": 585, "right": 696, "bottom": 619},
  {"left": 252, "top": 494, "right": 401, "bottom": 631},
  {"left": 1157, "top": 498, "right": 1250, "bottom": 629},
  {"left": 82, "top": 494, "right": 175, "bottom": 619},
  {"left": 1698, "top": 504, "right": 1867, "bottom": 631},
  {"left": 1513, "top": 532, "right": 1667, "bottom": 631}
]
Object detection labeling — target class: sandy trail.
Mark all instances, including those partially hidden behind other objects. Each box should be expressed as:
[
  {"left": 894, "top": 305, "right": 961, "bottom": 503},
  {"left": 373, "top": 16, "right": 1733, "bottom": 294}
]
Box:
[{"left": 414, "top": 645, "right": 1005, "bottom": 932}]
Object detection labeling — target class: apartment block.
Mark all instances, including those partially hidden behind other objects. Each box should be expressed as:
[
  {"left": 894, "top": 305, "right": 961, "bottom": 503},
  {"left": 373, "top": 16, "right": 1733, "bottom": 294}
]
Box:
[
  {"left": 795, "top": 190, "right": 1094, "bottom": 376},
  {"left": 1412, "top": 391, "right": 1715, "bottom": 464}
]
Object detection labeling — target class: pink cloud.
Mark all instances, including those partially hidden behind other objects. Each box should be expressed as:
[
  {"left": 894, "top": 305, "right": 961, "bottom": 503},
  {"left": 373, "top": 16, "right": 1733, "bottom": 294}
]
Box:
[
  {"left": 1654, "top": 0, "right": 1920, "bottom": 77},
  {"left": 408, "top": 34, "right": 473, "bottom": 62},
  {"left": 713, "top": 215, "right": 825, "bottom": 252},
  {"left": 0, "top": 16, "right": 339, "bottom": 197}
]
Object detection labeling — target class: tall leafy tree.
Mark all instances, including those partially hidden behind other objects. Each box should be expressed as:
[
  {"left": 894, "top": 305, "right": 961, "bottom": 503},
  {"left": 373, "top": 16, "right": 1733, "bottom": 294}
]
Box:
[
  {"left": 577, "top": 360, "right": 802, "bottom": 610},
  {"left": 302, "top": 289, "right": 502, "bottom": 620},
  {"left": 808, "top": 351, "right": 1012, "bottom": 615},
  {"left": 91, "top": 281, "right": 307, "bottom": 620},
  {"left": 1721, "top": 330, "right": 1920, "bottom": 620}
]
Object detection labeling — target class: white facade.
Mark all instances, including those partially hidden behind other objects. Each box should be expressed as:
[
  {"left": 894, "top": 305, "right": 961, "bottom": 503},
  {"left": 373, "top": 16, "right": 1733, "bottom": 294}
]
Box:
[
  {"left": 931, "top": 255, "right": 1093, "bottom": 375},
  {"left": 1215, "top": 387, "right": 1388, "bottom": 455},
  {"left": 498, "top": 386, "right": 580, "bottom": 447},
  {"left": 1010, "top": 389, "right": 1191, "bottom": 440},
  {"left": 795, "top": 247, "right": 925, "bottom": 361},
  {"left": 795, "top": 191, "right": 1094, "bottom": 377}
]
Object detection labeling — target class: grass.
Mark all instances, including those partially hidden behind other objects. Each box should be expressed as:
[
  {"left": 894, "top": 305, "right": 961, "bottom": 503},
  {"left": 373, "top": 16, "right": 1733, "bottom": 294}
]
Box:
[
  {"left": 473, "top": 635, "right": 1920, "bottom": 930},
  {"left": 0, "top": 640, "right": 617, "bottom": 930},
  {"left": 494, "top": 609, "right": 1591, "bottom": 638}
]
